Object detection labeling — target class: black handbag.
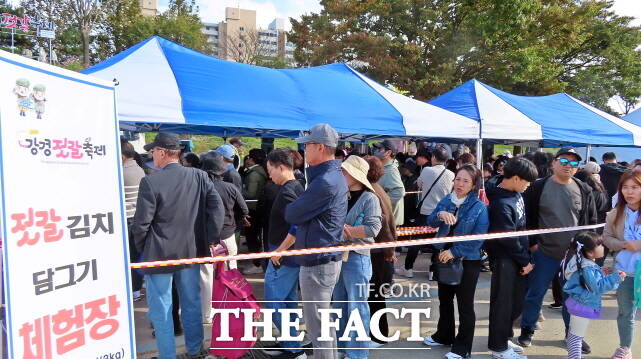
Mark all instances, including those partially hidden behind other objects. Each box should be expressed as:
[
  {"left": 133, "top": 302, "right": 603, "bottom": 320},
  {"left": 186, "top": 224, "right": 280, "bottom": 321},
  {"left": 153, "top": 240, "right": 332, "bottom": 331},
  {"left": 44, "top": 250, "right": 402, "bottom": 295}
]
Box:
[
  {"left": 435, "top": 208, "right": 464, "bottom": 286},
  {"left": 435, "top": 258, "right": 464, "bottom": 286}
]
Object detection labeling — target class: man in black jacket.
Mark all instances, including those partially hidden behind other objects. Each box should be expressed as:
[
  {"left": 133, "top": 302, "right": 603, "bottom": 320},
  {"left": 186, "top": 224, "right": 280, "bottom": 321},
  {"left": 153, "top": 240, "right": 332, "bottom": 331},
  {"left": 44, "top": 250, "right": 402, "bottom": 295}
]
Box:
[
  {"left": 199, "top": 152, "right": 249, "bottom": 324},
  {"left": 600, "top": 152, "right": 627, "bottom": 207},
  {"left": 132, "top": 133, "right": 224, "bottom": 359},
  {"left": 263, "top": 148, "right": 306, "bottom": 359},
  {"left": 518, "top": 148, "right": 597, "bottom": 355},
  {"left": 486, "top": 157, "right": 538, "bottom": 359}
]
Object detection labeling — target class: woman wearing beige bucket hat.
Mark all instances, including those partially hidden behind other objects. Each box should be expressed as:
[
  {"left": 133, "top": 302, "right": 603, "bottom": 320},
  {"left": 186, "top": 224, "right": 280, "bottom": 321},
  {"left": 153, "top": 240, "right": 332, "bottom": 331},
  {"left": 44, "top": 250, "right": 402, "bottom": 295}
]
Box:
[{"left": 334, "top": 155, "right": 383, "bottom": 359}]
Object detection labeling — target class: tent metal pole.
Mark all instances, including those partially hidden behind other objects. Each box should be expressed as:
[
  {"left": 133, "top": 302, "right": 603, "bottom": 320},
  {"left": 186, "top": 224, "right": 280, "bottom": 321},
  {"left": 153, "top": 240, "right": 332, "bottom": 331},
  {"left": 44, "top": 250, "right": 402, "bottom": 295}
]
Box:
[
  {"left": 476, "top": 138, "right": 483, "bottom": 169},
  {"left": 585, "top": 144, "right": 592, "bottom": 164}
]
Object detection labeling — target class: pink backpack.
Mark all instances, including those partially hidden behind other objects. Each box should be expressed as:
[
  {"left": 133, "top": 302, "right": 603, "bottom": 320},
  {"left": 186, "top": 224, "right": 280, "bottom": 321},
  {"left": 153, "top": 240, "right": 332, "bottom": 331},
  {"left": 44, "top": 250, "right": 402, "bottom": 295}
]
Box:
[{"left": 209, "top": 255, "right": 261, "bottom": 359}]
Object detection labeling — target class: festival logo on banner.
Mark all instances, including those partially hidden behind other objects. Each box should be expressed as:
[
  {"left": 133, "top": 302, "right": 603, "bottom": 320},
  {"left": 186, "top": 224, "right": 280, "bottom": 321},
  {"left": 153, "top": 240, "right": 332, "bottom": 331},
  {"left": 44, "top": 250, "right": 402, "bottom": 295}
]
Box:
[{"left": 0, "top": 50, "right": 135, "bottom": 359}]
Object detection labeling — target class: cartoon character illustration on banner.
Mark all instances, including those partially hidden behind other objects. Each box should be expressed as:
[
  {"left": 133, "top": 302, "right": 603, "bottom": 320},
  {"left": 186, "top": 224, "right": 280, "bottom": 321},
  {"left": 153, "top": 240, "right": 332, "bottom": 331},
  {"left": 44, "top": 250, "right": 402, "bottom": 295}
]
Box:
[
  {"left": 13, "top": 78, "right": 32, "bottom": 117},
  {"left": 31, "top": 84, "right": 46, "bottom": 119}
]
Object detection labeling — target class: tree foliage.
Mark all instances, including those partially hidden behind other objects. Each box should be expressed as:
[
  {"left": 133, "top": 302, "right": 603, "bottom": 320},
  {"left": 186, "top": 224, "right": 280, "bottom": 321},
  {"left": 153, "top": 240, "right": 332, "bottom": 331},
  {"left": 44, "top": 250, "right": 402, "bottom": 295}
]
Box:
[
  {"left": 290, "top": 0, "right": 641, "bottom": 114},
  {"left": 21, "top": 0, "right": 208, "bottom": 68}
]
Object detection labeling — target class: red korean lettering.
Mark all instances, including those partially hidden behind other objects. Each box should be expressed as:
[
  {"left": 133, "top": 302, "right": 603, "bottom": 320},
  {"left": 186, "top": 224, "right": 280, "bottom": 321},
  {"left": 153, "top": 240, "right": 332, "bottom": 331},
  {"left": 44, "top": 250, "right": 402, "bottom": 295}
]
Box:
[
  {"left": 85, "top": 295, "right": 120, "bottom": 340},
  {"left": 36, "top": 209, "right": 63, "bottom": 243},
  {"left": 12, "top": 208, "right": 40, "bottom": 247},
  {"left": 19, "top": 316, "right": 52, "bottom": 359},
  {"left": 18, "top": 15, "right": 30, "bottom": 31},
  {"left": 2, "top": 13, "right": 17, "bottom": 28},
  {"left": 52, "top": 305, "right": 85, "bottom": 355}
]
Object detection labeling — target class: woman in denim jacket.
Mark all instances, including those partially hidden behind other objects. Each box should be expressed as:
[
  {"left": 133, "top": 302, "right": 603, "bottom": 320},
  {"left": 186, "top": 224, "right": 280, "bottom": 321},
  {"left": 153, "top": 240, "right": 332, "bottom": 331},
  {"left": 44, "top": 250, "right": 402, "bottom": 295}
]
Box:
[
  {"left": 423, "top": 164, "right": 489, "bottom": 359},
  {"left": 603, "top": 169, "right": 641, "bottom": 359}
]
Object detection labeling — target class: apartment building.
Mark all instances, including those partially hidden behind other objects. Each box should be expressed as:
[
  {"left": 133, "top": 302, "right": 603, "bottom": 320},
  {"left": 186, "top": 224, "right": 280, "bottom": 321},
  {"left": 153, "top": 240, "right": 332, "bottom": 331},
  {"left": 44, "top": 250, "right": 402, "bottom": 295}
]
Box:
[{"left": 201, "top": 7, "right": 295, "bottom": 65}]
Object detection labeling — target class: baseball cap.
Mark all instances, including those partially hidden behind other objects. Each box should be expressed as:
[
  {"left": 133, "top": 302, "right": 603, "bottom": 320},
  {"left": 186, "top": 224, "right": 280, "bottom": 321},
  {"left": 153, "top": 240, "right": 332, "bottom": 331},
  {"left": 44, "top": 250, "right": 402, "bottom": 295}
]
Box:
[
  {"left": 583, "top": 161, "right": 601, "bottom": 174},
  {"left": 200, "top": 152, "right": 227, "bottom": 176},
  {"left": 372, "top": 139, "right": 397, "bottom": 154},
  {"left": 229, "top": 137, "right": 245, "bottom": 146},
  {"left": 212, "top": 144, "right": 235, "bottom": 161},
  {"left": 143, "top": 132, "right": 181, "bottom": 151},
  {"left": 556, "top": 147, "right": 582, "bottom": 162},
  {"left": 295, "top": 123, "right": 339, "bottom": 147}
]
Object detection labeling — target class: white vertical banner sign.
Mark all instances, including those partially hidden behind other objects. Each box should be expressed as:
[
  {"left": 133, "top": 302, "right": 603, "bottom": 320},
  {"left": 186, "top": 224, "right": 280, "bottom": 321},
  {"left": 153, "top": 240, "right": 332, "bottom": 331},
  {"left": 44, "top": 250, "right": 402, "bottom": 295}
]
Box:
[{"left": 0, "top": 51, "right": 135, "bottom": 358}]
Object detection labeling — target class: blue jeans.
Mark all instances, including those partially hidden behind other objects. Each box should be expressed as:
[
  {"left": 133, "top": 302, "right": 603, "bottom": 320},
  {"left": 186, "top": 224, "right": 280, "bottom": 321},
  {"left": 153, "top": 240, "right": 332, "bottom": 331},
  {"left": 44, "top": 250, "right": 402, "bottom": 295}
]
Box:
[
  {"left": 264, "top": 262, "right": 302, "bottom": 351},
  {"left": 617, "top": 277, "right": 638, "bottom": 348},
  {"left": 333, "top": 252, "right": 373, "bottom": 359},
  {"left": 145, "top": 265, "right": 203, "bottom": 359},
  {"left": 521, "top": 250, "right": 562, "bottom": 330}
]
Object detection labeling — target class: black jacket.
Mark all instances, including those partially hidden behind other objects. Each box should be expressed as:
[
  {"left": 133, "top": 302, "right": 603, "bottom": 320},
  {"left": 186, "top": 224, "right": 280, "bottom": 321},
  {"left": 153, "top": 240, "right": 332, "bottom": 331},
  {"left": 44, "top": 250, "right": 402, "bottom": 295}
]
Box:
[
  {"left": 600, "top": 163, "right": 627, "bottom": 204},
  {"left": 132, "top": 163, "right": 224, "bottom": 274},
  {"left": 484, "top": 176, "right": 531, "bottom": 267},
  {"left": 523, "top": 175, "right": 597, "bottom": 248},
  {"left": 223, "top": 167, "right": 243, "bottom": 191},
  {"left": 211, "top": 176, "right": 249, "bottom": 239}
]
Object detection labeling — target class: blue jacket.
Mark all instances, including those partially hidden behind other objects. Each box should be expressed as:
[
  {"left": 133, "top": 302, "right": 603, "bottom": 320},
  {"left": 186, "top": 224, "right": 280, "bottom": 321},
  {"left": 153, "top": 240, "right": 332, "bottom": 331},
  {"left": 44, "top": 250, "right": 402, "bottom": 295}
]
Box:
[
  {"left": 427, "top": 193, "right": 489, "bottom": 260},
  {"left": 285, "top": 160, "right": 348, "bottom": 266},
  {"left": 563, "top": 256, "right": 621, "bottom": 310}
]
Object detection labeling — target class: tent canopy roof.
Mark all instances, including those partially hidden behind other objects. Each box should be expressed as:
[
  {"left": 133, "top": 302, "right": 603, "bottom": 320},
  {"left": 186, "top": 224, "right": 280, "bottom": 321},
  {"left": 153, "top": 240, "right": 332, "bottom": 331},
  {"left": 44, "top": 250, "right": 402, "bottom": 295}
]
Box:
[
  {"left": 428, "top": 79, "right": 641, "bottom": 146},
  {"left": 84, "top": 36, "right": 477, "bottom": 140}
]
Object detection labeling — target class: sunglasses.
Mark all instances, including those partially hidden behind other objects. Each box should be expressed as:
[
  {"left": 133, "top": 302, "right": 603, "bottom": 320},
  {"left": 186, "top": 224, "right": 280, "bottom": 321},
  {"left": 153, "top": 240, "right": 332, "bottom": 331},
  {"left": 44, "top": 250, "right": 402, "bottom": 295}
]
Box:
[{"left": 557, "top": 158, "right": 580, "bottom": 168}]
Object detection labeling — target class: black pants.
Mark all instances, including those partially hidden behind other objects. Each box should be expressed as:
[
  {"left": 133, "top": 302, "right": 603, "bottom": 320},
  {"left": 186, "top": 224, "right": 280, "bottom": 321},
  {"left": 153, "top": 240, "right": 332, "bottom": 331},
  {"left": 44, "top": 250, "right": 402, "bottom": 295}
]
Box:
[
  {"left": 552, "top": 269, "right": 563, "bottom": 306},
  {"left": 369, "top": 252, "right": 394, "bottom": 342},
  {"left": 404, "top": 233, "right": 436, "bottom": 270},
  {"left": 172, "top": 281, "right": 181, "bottom": 329},
  {"left": 432, "top": 260, "right": 481, "bottom": 357},
  {"left": 488, "top": 258, "right": 527, "bottom": 352},
  {"left": 245, "top": 208, "right": 263, "bottom": 267},
  {"left": 127, "top": 219, "right": 143, "bottom": 292}
]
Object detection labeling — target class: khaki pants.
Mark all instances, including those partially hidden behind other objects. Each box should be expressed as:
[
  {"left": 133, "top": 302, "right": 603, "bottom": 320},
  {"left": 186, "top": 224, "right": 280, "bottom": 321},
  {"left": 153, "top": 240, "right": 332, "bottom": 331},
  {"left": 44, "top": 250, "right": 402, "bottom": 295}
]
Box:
[{"left": 200, "top": 233, "right": 238, "bottom": 321}]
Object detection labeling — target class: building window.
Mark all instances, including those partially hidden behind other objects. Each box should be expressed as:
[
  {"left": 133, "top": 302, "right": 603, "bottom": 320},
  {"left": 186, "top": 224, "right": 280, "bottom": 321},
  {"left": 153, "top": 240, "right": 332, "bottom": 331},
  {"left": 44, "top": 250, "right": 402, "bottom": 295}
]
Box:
[
  {"left": 239, "top": 43, "right": 244, "bottom": 48},
  {"left": 240, "top": 26, "right": 245, "bottom": 31}
]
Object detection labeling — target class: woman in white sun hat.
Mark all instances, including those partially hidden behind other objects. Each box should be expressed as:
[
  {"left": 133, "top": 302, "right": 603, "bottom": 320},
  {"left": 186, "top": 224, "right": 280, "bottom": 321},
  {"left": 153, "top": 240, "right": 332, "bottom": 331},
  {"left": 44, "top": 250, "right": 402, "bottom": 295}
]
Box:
[{"left": 334, "top": 155, "right": 383, "bottom": 359}]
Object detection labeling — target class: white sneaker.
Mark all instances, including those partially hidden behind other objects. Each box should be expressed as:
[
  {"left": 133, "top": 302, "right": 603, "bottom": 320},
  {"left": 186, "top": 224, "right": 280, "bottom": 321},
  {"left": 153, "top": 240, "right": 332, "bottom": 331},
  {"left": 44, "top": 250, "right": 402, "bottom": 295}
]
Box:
[
  {"left": 491, "top": 348, "right": 526, "bottom": 359},
  {"left": 444, "top": 353, "right": 464, "bottom": 359},
  {"left": 507, "top": 340, "right": 524, "bottom": 354},
  {"left": 395, "top": 268, "right": 414, "bottom": 278},
  {"left": 423, "top": 336, "right": 445, "bottom": 346},
  {"left": 242, "top": 265, "right": 264, "bottom": 274},
  {"left": 369, "top": 341, "right": 384, "bottom": 348}
]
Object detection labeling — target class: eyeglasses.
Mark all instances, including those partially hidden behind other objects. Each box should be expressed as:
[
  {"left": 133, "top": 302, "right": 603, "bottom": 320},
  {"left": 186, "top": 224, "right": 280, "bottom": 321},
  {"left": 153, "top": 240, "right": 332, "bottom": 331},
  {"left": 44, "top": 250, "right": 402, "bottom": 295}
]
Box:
[{"left": 558, "top": 158, "right": 580, "bottom": 168}]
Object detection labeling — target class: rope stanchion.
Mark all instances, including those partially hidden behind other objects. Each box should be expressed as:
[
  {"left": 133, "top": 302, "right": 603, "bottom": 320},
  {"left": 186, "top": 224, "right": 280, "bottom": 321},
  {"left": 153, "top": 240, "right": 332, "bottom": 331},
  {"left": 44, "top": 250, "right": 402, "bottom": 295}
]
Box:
[
  {"left": 131, "top": 223, "right": 604, "bottom": 269},
  {"left": 396, "top": 227, "right": 438, "bottom": 237}
]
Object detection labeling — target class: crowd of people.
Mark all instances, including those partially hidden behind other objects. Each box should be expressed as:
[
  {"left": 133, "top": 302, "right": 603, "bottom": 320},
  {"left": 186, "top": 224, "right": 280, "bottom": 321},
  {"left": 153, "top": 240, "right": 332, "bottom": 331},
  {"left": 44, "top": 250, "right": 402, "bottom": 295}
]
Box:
[{"left": 121, "top": 125, "right": 640, "bottom": 359}]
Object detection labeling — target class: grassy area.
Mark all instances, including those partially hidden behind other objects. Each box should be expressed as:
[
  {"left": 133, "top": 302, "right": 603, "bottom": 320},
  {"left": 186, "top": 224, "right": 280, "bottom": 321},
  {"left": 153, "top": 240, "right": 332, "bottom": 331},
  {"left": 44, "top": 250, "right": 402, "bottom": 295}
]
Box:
[
  {"left": 144, "top": 133, "right": 297, "bottom": 157},
  {"left": 493, "top": 144, "right": 558, "bottom": 156}
]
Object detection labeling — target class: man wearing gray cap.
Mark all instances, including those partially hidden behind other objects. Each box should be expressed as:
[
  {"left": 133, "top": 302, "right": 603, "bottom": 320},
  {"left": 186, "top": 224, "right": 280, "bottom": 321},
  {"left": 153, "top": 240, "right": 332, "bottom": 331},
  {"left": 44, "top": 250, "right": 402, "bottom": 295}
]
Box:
[
  {"left": 372, "top": 139, "right": 406, "bottom": 226},
  {"left": 283, "top": 123, "right": 348, "bottom": 359}
]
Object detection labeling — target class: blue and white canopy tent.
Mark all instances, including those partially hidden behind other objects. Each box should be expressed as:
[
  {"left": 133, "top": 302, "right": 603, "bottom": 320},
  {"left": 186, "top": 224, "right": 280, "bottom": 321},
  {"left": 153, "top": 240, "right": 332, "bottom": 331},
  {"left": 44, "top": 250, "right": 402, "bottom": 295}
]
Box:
[
  {"left": 428, "top": 79, "right": 641, "bottom": 147},
  {"left": 574, "top": 109, "right": 641, "bottom": 162},
  {"left": 83, "top": 36, "right": 478, "bottom": 141},
  {"left": 624, "top": 108, "right": 641, "bottom": 126}
]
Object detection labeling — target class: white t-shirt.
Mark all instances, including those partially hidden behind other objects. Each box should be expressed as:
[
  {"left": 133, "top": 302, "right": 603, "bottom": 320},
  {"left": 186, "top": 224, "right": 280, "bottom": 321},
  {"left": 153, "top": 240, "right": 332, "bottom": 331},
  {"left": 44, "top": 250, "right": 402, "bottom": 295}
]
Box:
[{"left": 416, "top": 164, "right": 455, "bottom": 215}]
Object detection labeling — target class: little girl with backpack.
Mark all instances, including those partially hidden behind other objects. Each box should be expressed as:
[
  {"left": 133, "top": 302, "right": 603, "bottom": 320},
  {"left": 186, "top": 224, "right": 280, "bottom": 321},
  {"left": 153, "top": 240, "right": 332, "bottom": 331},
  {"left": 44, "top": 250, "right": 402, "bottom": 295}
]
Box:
[{"left": 562, "top": 231, "right": 626, "bottom": 359}]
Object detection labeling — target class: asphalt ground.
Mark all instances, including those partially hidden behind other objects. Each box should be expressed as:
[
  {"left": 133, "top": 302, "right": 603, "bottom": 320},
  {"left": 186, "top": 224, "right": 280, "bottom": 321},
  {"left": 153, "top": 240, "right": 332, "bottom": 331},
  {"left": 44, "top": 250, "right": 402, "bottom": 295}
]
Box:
[{"left": 134, "top": 252, "right": 640, "bottom": 359}]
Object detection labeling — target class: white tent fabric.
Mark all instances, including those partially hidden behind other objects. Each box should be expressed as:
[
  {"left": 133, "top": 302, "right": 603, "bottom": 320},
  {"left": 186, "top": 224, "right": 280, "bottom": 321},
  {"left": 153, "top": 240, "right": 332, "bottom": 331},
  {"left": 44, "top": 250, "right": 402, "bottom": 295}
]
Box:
[{"left": 84, "top": 36, "right": 478, "bottom": 139}]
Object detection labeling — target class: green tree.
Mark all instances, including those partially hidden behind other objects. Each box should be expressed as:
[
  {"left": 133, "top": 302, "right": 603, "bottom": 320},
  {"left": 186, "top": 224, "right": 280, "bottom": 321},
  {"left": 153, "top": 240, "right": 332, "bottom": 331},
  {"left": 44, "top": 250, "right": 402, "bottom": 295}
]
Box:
[{"left": 290, "top": 0, "right": 641, "bottom": 113}]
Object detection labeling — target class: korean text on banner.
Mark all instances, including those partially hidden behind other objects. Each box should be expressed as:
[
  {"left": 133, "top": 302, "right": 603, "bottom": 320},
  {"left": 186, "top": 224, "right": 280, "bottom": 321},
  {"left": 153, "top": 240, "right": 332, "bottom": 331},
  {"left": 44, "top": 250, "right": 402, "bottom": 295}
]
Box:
[{"left": 0, "top": 51, "right": 135, "bottom": 358}]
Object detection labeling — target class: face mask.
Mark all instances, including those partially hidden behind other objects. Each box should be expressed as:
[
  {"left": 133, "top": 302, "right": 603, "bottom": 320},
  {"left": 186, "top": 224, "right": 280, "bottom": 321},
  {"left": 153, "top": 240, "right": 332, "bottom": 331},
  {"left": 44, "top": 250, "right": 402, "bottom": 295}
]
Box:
[{"left": 373, "top": 151, "right": 386, "bottom": 159}]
